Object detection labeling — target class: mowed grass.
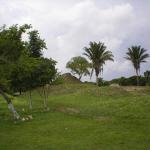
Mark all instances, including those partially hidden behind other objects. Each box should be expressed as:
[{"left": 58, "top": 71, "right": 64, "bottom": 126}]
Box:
[{"left": 0, "top": 84, "right": 150, "bottom": 150}]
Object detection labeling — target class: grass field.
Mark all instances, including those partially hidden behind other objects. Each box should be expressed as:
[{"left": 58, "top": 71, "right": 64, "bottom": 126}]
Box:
[{"left": 0, "top": 84, "right": 150, "bottom": 150}]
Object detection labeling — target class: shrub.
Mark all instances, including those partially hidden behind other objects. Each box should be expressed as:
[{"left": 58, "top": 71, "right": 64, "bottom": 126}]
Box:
[
  {"left": 98, "top": 78, "right": 110, "bottom": 86},
  {"left": 110, "top": 76, "right": 147, "bottom": 86},
  {"left": 118, "top": 76, "right": 146, "bottom": 86}
]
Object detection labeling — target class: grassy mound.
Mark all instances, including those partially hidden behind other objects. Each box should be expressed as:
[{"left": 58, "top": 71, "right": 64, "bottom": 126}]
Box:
[
  {"left": 0, "top": 84, "right": 150, "bottom": 150},
  {"left": 61, "top": 73, "right": 81, "bottom": 84}
]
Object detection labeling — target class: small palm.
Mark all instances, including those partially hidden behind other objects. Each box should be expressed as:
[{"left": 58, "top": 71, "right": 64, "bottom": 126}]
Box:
[{"left": 125, "top": 45, "right": 149, "bottom": 85}]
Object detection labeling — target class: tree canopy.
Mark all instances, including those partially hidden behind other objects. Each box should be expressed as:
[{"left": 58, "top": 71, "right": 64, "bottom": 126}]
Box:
[
  {"left": 27, "top": 30, "right": 47, "bottom": 58},
  {"left": 125, "top": 45, "right": 149, "bottom": 85},
  {"left": 66, "top": 56, "right": 90, "bottom": 80},
  {"left": 83, "top": 41, "right": 114, "bottom": 85}
]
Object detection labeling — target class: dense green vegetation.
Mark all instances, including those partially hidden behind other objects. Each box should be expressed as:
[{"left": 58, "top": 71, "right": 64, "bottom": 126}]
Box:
[
  {"left": 110, "top": 76, "right": 147, "bottom": 86},
  {"left": 0, "top": 83, "right": 150, "bottom": 150}
]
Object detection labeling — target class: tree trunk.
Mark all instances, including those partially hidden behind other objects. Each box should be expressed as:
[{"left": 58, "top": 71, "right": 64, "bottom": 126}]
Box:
[
  {"left": 0, "top": 89, "right": 20, "bottom": 119},
  {"left": 29, "top": 90, "right": 32, "bottom": 109},
  {"left": 136, "top": 70, "right": 139, "bottom": 86},
  {"left": 96, "top": 75, "right": 99, "bottom": 86}
]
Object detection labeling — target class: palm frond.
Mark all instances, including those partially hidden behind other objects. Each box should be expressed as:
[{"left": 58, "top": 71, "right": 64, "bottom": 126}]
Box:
[
  {"left": 125, "top": 45, "right": 149, "bottom": 74},
  {"left": 83, "top": 41, "right": 114, "bottom": 80}
]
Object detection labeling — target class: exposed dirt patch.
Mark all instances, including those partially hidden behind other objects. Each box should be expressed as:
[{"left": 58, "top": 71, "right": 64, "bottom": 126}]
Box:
[
  {"left": 122, "top": 86, "right": 145, "bottom": 92},
  {"left": 56, "top": 106, "right": 80, "bottom": 114},
  {"left": 93, "top": 116, "right": 111, "bottom": 121},
  {"left": 110, "top": 84, "right": 120, "bottom": 87}
]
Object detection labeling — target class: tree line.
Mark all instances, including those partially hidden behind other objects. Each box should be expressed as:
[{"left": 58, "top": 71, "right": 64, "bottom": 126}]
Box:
[{"left": 67, "top": 42, "right": 150, "bottom": 86}]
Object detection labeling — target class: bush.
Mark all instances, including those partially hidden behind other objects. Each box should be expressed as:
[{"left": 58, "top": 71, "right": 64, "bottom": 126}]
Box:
[
  {"left": 146, "top": 81, "right": 150, "bottom": 86},
  {"left": 98, "top": 78, "right": 110, "bottom": 86},
  {"left": 118, "top": 76, "right": 146, "bottom": 86},
  {"left": 110, "top": 76, "right": 147, "bottom": 86}
]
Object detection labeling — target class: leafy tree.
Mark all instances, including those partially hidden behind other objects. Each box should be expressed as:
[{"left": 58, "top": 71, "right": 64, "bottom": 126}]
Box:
[
  {"left": 10, "top": 56, "right": 57, "bottom": 109},
  {"left": 66, "top": 56, "right": 90, "bottom": 80},
  {"left": 125, "top": 46, "right": 149, "bottom": 86},
  {"left": 0, "top": 24, "right": 31, "bottom": 63},
  {"left": 27, "top": 30, "right": 47, "bottom": 58},
  {"left": 83, "top": 42, "right": 114, "bottom": 85},
  {"left": 33, "top": 58, "right": 57, "bottom": 108},
  {"left": 0, "top": 24, "right": 31, "bottom": 119}
]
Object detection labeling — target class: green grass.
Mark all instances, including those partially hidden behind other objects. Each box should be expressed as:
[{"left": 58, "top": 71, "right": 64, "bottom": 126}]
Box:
[{"left": 0, "top": 84, "right": 150, "bottom": 150}]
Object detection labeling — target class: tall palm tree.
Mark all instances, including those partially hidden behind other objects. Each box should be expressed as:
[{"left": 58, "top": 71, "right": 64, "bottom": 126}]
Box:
[
  {"left": 125, "top": 45, "right": 149, "bottom": 86},
  {"left": 83, "top": 41, "right": 114, "bottom": 85}
]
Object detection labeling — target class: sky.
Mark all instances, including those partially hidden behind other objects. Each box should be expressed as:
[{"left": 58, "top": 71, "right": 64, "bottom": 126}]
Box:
[{"left": 0, "top": 0, "right": 150, "bottom": 81}]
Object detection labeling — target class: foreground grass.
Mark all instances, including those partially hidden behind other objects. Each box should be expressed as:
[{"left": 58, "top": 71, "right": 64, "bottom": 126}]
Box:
[{"left": 0, "top": 84, "right": 150, "bottom": 150}]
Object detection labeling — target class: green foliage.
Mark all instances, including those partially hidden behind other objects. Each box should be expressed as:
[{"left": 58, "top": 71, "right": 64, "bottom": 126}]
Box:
[
  {"left": 121, "top": 77, "right": 134, "bottom": 86},
  {"left": 0, "top": 24, "right": 31, "bottom": 63},
  {"left": 0, "top": 24, "right": 31, "bottom": 91},
  {"left": 111, "top": 76, "right": 146, "bottom": 86},
  {"left": 125, "top": 46, "right": 149, "bottom": 72},
  {"left": 31, "top": 58, "right": 57, "bottom": 86},
  {"left": 125, "top": 45, "right": 149, "bottom": 85},
  {"left": 66, "top": 56, "right": 90, "bottom": 80},
  {"left": 27, "top": 30, "right": 47, "bottom": 58},
  {"left": 10, "top": 56, "right": 57, "bottom": 93},
  {"left": 0, "top": 24, "right": 57, "bottom": 95},
  {"left": 0, "top": 64, "right": 11, "bottom": 90},
  {"left": 97, "top": 78, "right": 110, "bottom": 86}
]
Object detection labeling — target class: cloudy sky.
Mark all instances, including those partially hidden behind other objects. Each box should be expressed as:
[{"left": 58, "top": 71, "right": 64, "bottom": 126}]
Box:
[{"left": 1, "top": 0, "right": 150, "bottom": 81}]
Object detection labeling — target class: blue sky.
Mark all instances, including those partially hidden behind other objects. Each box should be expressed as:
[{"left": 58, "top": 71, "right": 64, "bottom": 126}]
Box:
[{"left": 1, "top": 0, "right": 150, "bottom": 81}]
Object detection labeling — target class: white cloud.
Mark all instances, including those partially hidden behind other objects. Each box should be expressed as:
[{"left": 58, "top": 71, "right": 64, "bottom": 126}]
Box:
[{"left": 0, "top": 0, "right": 150, "bottom": 81}]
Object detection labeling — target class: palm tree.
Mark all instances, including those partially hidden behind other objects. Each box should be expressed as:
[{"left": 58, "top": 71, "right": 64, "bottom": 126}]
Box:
[
  {"left": 66, "top": 56, "right": 90, "bottom": 80},
  {"left": 83, "top": 41, "right": 114, "bottom": 85},
  {"left": 125, "top": 46, "right": 149, "bottom": 86}
]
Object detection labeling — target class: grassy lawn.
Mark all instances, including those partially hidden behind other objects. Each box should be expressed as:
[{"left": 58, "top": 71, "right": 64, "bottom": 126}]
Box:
[{"left": 0, "top": 84, "right": 150, "bottom": 150}]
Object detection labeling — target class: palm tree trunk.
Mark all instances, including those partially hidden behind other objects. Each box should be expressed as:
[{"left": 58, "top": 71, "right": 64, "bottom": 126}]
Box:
[
  {"left": 96, "top": 75, "right": 99, "bottom": 86},
  {"left": 0, "top": 88, "right": 20, "bottom": 119},
  {"left": 136, "top": 70, "right": 139, "bottom": 86}
]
